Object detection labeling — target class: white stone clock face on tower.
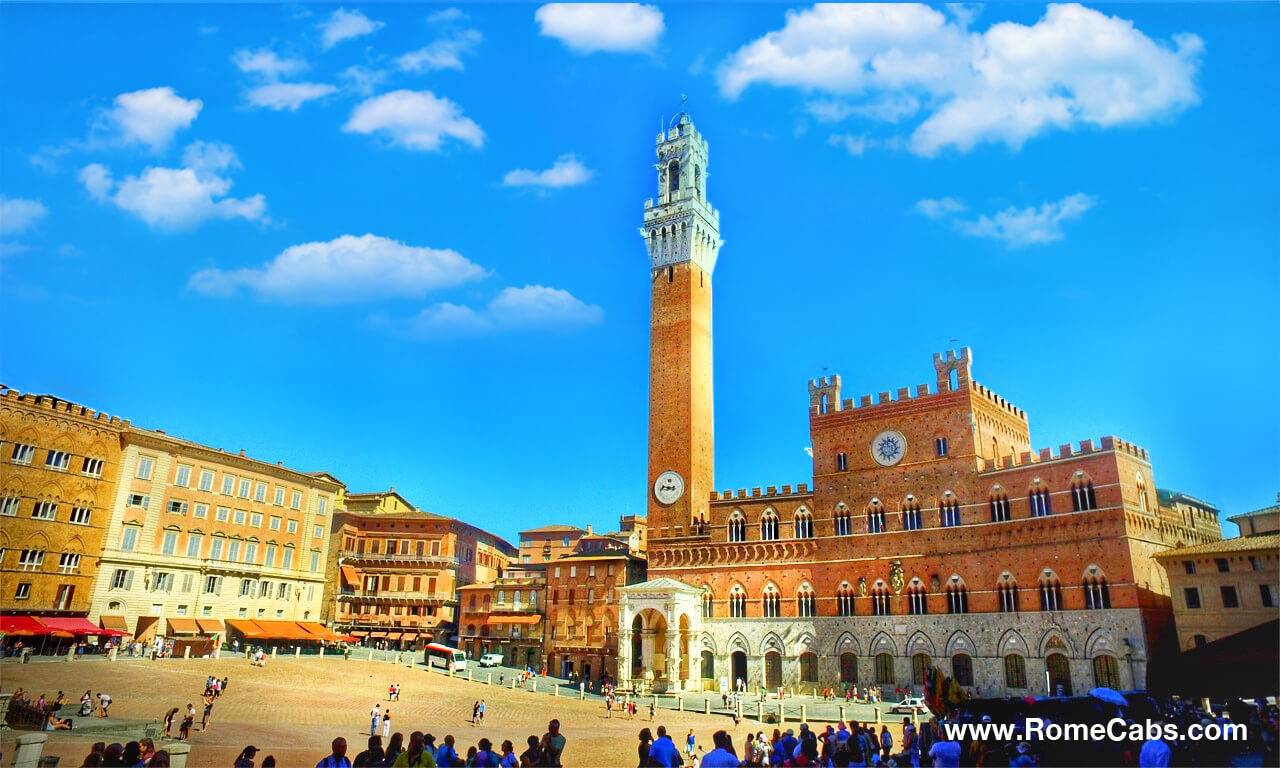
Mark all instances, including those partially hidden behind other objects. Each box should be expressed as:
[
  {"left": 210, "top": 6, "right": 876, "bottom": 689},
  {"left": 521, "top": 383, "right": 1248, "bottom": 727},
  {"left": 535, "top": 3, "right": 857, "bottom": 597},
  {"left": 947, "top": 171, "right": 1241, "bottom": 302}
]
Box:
[
  {"left": 654, "top": 470, "right": 685, "bottom": 505},
  {"left": 870, "top": 430, "right": 907, "bottom": 466}
]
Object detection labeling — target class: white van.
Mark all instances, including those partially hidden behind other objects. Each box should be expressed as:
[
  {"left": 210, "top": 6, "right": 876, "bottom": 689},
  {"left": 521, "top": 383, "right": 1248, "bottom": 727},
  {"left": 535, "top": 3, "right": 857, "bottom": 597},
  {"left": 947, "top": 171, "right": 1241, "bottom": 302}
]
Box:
[{"left": 479, "top": 653, "right": 505, "bottom": 668}]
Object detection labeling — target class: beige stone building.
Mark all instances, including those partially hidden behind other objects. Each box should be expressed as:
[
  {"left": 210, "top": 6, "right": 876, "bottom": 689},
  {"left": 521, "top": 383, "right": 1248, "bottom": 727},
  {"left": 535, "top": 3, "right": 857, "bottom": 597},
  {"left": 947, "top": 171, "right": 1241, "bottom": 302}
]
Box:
[
  {"left": 1154, "top": 499, "right": 1279, "bottom": 650},
  {"left": 87, "top": 426, "right": 344, "bottom": 644},
  {"left": 0, "top": 389, "right": 126, "bottom": 620}
]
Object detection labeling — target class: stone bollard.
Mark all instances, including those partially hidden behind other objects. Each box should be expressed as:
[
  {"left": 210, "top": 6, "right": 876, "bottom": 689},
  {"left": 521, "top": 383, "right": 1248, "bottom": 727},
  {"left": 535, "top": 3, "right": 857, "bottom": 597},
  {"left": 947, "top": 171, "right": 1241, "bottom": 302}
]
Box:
[
  {"left": 467, "top": 669, "right": 473, "bottom": 682},
  {"left": 875, "top": 705, "right": 881, "bottom": 724},
  {"left": 911, "top": 706, "right": 920, "bottom": 729},
  {"left": 167, "top": 741, "right": 193, "bottom": 768},
  {"left": 215, "top": 646, "right": 221, "bottom": 659},
  {"left": 704, "top": 699, "right": 710, "bottom": 715},
  {"left": 838, "top": 705, "right": 845, "bottom": 722},
  {"left": 678, "top": 696, "right": 683, "bottom": 711},
  {"left": 11, "top": 732, "right": 48, "bottom": 768},
  {"left": 487, "top": 673, "right": 492, "bottom": 686},
  {"left": 580, "top": 686, "right": 585, "bottom": 701},
  {"left": 553, "top": 683, "right": 558, "bottom": 697},
  {"left": 67, "top": 647, "right": 75, "bottom": 662},
  {"left": 185, "top": 646, "right": 192, "bottom": 659},
  {"left": 318, "top": 645, "right": 325, "bottom": 658},
  {"left": 296, "top": 647, "right": 301, "bottom": 658},
  {"left": 511, "top": 678, "right": 517, "bottom": 690},
  {"left": 800, "top": 704, "right": 807, "bottom": 723},
  {"left": 777, "top": 702, "right": 785, "bottom": 724},
  {"left": 271, "top": 647, "right": 277, "bottom": 659},
  {"left": 109, "top": 646, "right": 118, "bottom": 662},
  {"left": 758, "top": 701, "right": 763, "bottom": 721},
  {"left": 736, "top": 700, "right": 743, "bottom": 721}
]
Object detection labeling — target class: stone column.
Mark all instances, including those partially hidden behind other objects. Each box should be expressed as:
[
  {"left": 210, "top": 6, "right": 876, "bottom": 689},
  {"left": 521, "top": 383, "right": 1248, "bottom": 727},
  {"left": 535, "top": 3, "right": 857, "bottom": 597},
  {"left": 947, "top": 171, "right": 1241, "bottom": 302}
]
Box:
[
  {"left": 166, "top": 741, "right": 193, "bottom": 768},
  {"left": 11, "top": 733, "right": 48, "bottom": 768}
]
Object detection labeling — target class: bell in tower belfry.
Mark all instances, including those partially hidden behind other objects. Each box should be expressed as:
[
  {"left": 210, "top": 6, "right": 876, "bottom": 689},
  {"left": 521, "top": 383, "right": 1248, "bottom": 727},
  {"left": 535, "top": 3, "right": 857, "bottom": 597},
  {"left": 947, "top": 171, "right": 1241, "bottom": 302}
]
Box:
[{"left": 643, "top": 111, "right": 721, "bottom": 539}]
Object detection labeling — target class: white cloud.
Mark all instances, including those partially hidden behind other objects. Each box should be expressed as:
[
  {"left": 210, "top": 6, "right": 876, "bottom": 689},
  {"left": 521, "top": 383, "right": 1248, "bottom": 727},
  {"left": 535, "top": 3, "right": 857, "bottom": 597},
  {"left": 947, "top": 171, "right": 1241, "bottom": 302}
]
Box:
[
  {"left": 919, "top": 193, "right": 1097, "bottom": 247},
  {"left": 0, "top": 196, "right": 48, "bottom": 236},
  {"left": 392, "top": 284, "right": 604, "bottom": 336},
  {"left": 320, "top": 8, "right": 384, "bottom": 50},
  {"left": 105, "top": 87, "right": 203, "bottom": 151},
  {"left": 343, "top": 90, "right": 484, "bottom": 151},
  {"left": 718, "top": 3, "right": 1202, "bottom": 155},
  {"left": 232, "top": 49, "right": 309, "bottom": 79},
  {"left": 338, "top": 65, "right": 387, "bottom": 96},
  {"left": 502, "top": 154, "right": 594, "bottom": 189},
  {"left": 79, "top": 141, "right": 267, "bottom": 231},
  {"left": 827, "top": 133, "right": 869, "bottom": 156},
  {"left": 246, "top": 82, "right": 339, "bottom": 111},
  {"left": 188, "top": 233, "right": 487, "bottom": 303},
  {"left": 396, "top": 28, "right": 482, "bottom": 72},
  {"left": 915, "top": 197, "right": 966, "bottom": 219},
  {"left": 535, "top": 3, "right": 664, "bottom": 54}
]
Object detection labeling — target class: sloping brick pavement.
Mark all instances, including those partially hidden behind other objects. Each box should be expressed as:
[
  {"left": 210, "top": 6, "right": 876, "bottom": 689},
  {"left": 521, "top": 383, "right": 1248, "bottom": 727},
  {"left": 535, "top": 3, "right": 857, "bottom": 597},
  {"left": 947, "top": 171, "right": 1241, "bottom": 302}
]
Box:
[{"left": 2, "top": 657, "right": 812, "bottom": 766}]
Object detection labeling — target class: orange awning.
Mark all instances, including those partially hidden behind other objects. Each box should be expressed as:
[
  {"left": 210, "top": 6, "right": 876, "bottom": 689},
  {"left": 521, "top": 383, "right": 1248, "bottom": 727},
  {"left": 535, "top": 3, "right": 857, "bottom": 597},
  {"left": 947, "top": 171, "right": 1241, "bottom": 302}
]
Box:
[
  {"left": 370, "top": 631, "right": 387, "bottom": 638},
  {"left": 100, "top": 615, "right": 130, "bottom": 633},
  {"left": 385, "top": 632, "right": 402, "bottom": 641},
  {"left": 227, "top": 619, "right": 265, "bottom": 639},
  {"left": 340, "top": 566, "right": 360, "bottom": 586},
  {"left": 166, "top": 617, "right": 201, "bottom": 635},
  {"left": 249, "top": 620, "right": 311, "bottom": 640},
  {"left": 352, "top": 630, "right": 369, "bottom": 637},
  {"left": 197, "top": 619, "right": 225, "bottom": 634},
  {"left": 486, "top": 615, "right": 542, "bottom": 625},
  {"left": 297, "top": 622, "right": 342, "bottom": 641}
]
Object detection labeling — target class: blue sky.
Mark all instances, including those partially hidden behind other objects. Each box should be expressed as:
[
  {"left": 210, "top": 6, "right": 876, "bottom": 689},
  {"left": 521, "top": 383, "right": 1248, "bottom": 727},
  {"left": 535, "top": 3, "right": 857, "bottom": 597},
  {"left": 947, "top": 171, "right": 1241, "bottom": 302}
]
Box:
[{"left": 2, "top": 3, "right": 1277, "bottom": 543}]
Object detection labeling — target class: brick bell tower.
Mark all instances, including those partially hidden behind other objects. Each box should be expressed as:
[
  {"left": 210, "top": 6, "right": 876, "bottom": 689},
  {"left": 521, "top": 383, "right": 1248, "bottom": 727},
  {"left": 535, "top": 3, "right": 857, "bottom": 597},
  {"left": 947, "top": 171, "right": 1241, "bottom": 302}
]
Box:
[{"left": 643, "top": 112, "right": 721, "bottom": 535}]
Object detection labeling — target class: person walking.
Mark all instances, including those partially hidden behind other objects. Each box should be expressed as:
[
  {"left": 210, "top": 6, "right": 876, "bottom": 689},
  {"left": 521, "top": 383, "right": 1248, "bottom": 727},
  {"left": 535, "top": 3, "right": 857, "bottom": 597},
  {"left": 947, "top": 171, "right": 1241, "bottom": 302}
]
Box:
[
  {"left": 371, "top": 703, "right": 382, "bottom": 737},
  {"left": 686, "top": 730, "right": 696, "bottom": 761},
  {"left": 478, "top": 700, "right": 486, "bottom": 725},
  {"left": 96, "top": 692, "right": 112, "bottom": 718},
  {"left": 471, "top": 700, "right": 481, "bottom": 726},
  {"left": 383, "top": 710, "right": 392, "bottom": 739},
  {"left": 162, "top": 707, "right": 179, "bottom": 738},
  {"left": 649, "top": 702, "right": 656, "bottom": 722}
]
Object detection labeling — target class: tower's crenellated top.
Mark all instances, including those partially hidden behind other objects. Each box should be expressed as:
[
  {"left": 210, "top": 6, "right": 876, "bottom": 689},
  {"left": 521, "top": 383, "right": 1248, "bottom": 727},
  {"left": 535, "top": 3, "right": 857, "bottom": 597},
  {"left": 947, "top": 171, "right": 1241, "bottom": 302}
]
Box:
[{"left": 641, "top": 112, "right": 722, "bottom": 274}]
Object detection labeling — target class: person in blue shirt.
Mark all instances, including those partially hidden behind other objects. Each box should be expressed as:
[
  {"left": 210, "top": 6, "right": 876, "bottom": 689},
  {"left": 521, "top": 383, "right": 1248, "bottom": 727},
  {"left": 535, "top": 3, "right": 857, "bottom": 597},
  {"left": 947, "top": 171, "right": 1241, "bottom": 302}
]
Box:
[
  {"left": 648, "top": 726, "right": 683, "bottom": 767},
  {"left": 685, "top": 730, "right": 696, "bottom": 760},
  {"left": 434, "top": 735, "right": 459, "bottom": 767},
  {"left": 779, "top": 729, "right": 799, "bottom": 761},
  {"left": 700, "top": 731, "right": 740, "bottom": 768}
]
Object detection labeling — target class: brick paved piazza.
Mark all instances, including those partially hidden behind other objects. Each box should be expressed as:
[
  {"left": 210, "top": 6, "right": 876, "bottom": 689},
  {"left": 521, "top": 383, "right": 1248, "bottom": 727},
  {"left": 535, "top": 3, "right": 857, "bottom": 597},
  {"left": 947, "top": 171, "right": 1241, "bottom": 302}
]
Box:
[{"left": 4, "top": 657, "right": 885, "bottom": 766}]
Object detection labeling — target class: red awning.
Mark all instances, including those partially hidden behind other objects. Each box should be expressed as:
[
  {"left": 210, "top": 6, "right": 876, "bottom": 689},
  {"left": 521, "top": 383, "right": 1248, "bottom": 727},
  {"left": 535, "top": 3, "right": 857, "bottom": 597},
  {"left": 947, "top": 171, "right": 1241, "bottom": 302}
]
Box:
[
  {"left": 0, "top": 616, "right": 51, "bottom": 636},
  {"left": 40, "top": 617, "right": 109, "bottom": 635}
]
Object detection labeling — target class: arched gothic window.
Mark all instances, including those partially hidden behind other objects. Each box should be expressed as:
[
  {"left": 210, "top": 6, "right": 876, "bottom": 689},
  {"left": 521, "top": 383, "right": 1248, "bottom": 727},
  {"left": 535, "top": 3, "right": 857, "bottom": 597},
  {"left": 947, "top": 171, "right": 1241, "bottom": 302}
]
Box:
[
  {"left": 836, "top": 583, "right": 855, "bottom": 617},
  {"left": 762, "top": 584, "right": 781, "bottom": 618},
  {"left": 728, "top": 585, "right": 746, "bottom": 618},
  {"left": 940, "top": 494, "right": 961, "bottom": 527},
  {"left": 701, "top": 590, "right": 714, "bottom": 618},
  {"left": 1072, "top": 478, "right": 1097, "bottom": 511},
  {"left": 902, "top": 497, "right": 923, "bottom": 531},
  {"left": 834, "top": 505, "right": 852, "bottom": 536},
  {"left": 760, "top": 510, "right": 779, "bottom": 541},
  {"left": 997, "top": 578, "right": 1019, "bottom": 613},
  {"left": 794, "top": 509, "right": 814, "bottom": 539},
  {"left": 867, "top": 500, "right": 887, "bottom": 533},
  {"left": 1083, "top": 575, "right": 1111, "bottom": 610},
  {"left": 871, "top": 583, "right": 891, "bottom": 616},
  {"left": 990, "top": 488, "right": 1011, "bottom": 522},
  {"left": 907, "top": 581, "right": 928, "bottom": 615},
  {"left": 1030, "top": 485, "right": 1053, "bottom": 517},
  {"left": 668, "top": 161, "right": 681, "bottom": 195},
  {"left": 796, "top": 584, "right": 816, "bottom": 617},
  {"left": 727, "top": 511, "right": 746, "bottom": 543},
  {"left": 946, "top": 580, "right": 969, "bottom": 614},
  {"left": 1039, "top": 570, "right": 1063, "bottom": 611}
]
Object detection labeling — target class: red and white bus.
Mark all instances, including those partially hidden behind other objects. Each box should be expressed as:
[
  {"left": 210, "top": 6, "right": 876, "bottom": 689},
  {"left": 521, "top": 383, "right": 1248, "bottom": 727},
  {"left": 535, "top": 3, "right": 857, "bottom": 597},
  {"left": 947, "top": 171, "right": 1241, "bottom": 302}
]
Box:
[{"left": 424, "top": 642, "right": 467, "bottom": 672}]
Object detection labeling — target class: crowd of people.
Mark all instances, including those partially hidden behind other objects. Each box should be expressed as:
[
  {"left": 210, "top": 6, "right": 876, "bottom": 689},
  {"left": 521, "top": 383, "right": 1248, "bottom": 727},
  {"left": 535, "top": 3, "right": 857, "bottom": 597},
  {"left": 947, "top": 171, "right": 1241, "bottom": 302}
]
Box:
[{"left": 311, "top": 719, "right": 567, "bottom": 767}]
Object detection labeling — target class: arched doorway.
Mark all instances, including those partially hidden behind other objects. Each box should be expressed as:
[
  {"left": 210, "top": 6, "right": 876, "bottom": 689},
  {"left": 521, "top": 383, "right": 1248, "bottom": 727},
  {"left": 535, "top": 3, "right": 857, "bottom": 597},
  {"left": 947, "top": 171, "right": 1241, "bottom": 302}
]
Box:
[
  {"left": 700, "top": 650, "right": 715, "bottom": 681},
  {"left": 731, "top": 651, "right": 748, "bottom": 688},
  {"left": 799, "top": 652, "right": 818, "bottom": 684},
  {"left": 765, "top": 651, "right": 782, "bottom": 689},
  {"left": 1047, "top": 653, "right": 1072, "bottom": 696},
  {"left": 839, "top": 652, "right": 857, "bottom": 684},
  {"left": 525, "top": 648, "right": 538, "bottom": 669},
  {"left": 1092, "top": 655, "right": 1121, "bottom": 689},
  {"left": 632, "top": 608, "right": 668, "bottom": 682}
]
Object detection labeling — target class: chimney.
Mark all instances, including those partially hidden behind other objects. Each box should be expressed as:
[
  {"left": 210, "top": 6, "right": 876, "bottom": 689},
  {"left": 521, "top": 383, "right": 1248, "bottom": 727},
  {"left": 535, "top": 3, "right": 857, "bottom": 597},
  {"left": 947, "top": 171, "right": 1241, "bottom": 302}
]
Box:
[
  {"left": 586, "top": 525, "right": 593, "bottom": 534},
  {"left": 239, "top": 449, "right": 246, "bottom": 457}
]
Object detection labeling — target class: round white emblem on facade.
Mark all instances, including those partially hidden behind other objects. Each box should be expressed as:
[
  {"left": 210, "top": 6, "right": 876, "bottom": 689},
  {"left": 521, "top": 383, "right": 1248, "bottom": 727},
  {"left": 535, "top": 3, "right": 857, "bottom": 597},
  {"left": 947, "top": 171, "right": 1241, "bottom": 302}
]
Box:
[
  {"left": 654, "top": 470, "right": 685, "bottom": 505},
  {"left": 870, "top": 430, "right": 907, "bottom": 466}
]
